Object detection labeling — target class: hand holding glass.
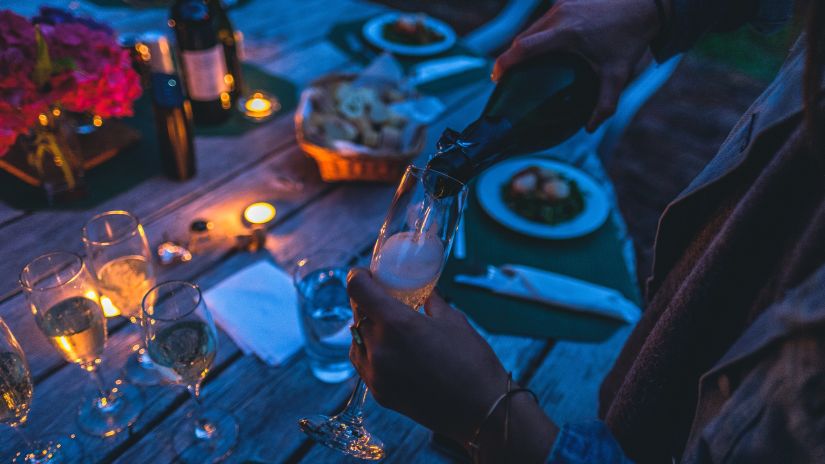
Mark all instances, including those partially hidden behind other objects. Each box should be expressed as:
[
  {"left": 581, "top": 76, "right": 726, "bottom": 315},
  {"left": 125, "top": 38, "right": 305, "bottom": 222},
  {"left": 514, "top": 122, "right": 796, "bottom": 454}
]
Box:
[{"left": 299, "top": 166, "right": 468, "bottom": 460}]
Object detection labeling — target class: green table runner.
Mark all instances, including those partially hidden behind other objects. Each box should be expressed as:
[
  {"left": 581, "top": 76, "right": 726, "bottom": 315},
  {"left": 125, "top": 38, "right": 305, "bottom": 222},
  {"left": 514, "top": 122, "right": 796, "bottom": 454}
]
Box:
[
  {"left": 438, "top": 183, "right": 642, "bottom": 342},
  {"left": 0, "top": 63, "right": 296, "bottom": 211},
  {"left": 327, "top": 19, "right": 492, "bottom": 96}
]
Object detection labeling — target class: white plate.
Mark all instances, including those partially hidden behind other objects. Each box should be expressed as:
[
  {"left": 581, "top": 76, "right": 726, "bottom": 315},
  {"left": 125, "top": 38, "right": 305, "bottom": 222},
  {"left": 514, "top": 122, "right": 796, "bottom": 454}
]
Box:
[
  {"left": 477, "top": 158, "right": 610, "bottom": 239},
  {"left": 362, "top": 13, "right": 456, "bottom": 57}
]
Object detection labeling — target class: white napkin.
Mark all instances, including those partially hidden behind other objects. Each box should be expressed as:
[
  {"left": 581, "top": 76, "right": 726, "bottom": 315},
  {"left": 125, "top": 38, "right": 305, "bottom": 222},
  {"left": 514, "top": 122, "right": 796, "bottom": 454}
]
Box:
[
  {"left": 203, "top": 261, "right": 303, "bottom": 366},
  {"left": 455, "top": 264, "right": 641, "bottom": 323}
]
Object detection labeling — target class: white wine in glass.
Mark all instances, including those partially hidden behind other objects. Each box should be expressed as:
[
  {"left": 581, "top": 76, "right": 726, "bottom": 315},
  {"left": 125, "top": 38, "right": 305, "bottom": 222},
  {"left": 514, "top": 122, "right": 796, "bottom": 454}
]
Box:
[
  {"left": 21, "top": 251, "right": 144, "bottom": 438},
  {"left": 143, "top": 281, "right": 237, "bottom": 463},
  {"left": 35, "top": 296, "right": 106, "bottom": 370},
  {"left": 83, "top": 211, "right": 161, "bottom": 386},
  {"left": 299, "top": 165, "right": 468, "bottom": 460},
  {"left": 0, "top": 317, "right": 83, "bottom": 463}
]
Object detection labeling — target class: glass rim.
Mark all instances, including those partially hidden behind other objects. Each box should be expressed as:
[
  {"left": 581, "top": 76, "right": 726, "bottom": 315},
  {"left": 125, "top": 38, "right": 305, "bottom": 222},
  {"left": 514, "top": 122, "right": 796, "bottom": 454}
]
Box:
[
  {"left": 19, "top": 251, "right": 85, "bottom": 292},
  {"left": 292, "top": 248, "right": 353, "bottom": 286},
  {"left": 81, "top": 210, "right": 142, "bottom": 247},
  {"left": 406, "top": 165, "right": 466, "bottom": 191},
  {"left": 142, "top": 280, "right": 202, "bottom": 323}
]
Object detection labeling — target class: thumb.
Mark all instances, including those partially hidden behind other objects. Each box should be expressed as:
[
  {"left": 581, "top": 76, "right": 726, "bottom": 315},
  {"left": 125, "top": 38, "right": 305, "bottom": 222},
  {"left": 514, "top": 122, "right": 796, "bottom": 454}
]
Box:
[
  {"left": 423, "top": 292, "right": 464, "bottom": 322},
  {"left": 492, "top": 28, "right": 567, "bottom": 82},
  {"left": 586, "top": 70, "right": 625, "bottom": 132},
  {"left": 346, "top": 267, "right": 397, "bottom": 321}
]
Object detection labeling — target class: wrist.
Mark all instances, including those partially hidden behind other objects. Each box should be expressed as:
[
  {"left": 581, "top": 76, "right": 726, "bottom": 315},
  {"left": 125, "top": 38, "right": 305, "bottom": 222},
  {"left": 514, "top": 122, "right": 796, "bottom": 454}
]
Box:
[{"left": 473, "top": 384, "right": 557, "bottom": 463}]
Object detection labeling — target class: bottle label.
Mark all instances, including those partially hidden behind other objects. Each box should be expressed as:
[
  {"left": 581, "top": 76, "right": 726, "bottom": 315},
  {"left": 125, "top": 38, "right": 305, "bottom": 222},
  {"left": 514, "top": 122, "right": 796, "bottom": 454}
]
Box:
[{"left": 181, "top": 45, "right": 229, "bottom": 101}]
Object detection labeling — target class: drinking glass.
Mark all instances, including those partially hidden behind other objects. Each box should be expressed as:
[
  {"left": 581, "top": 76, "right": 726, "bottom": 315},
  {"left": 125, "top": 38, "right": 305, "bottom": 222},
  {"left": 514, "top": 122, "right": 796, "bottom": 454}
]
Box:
[
  {"left": 299, "top": 166, "right": 468, "bottom": 460},
  {"left": 142, "top": 281, "right": 238, "bottom": 463},
  {"left": 0, "top": 317, "right": 83, "bottom": 463},
  {"left": 293, "top": 250, "right": 356, "bottom": 383},
  {"left": 20, "top": 252, "right": 144, "bottom": 437},
  {"left": 82, "top": 210, "right": 162, "bottom": 386}
]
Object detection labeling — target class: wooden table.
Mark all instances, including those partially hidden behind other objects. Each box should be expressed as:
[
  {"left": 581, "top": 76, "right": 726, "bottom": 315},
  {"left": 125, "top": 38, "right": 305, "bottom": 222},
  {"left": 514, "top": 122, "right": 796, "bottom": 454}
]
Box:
[{"left": 0, "top": 1, "right": 636, "bottom": 462}]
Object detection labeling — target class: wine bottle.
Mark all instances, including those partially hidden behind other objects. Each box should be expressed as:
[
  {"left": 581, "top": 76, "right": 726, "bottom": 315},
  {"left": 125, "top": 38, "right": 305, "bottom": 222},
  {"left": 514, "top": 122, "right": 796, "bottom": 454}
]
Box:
[
  {"left": 170, "top": 0, "right": 232, "bottom": 125},
  {"left": 208, "top": 0, "right": 243, "bottom": 98},
  {"left": 425, "top": 52, "right": 598, "bottom": 196},
  {"left": 142, "top": 33, "right": 198, "bottom": 180}
]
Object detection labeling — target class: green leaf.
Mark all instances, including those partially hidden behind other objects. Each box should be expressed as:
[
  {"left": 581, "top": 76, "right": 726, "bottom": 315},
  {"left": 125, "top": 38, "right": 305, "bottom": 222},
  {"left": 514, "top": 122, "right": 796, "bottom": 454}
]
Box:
[
  {"left": 32, "top": 26, "right": 53, "bottom": 88},
  {"left": 51, "top": 57, "right": 76, "bottom": 74}
]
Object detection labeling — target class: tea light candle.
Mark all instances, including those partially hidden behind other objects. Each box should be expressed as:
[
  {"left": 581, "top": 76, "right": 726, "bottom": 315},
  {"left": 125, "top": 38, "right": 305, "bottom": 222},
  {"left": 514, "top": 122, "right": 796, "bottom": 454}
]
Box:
[
  {"left": 241, "top": 201, "right": 276, "bottom": 252},
  {"left": 243, "top": 202, "right": 276, "bottom": 225},
  {"left": 240, "top": 91, "right": 279, "bottom": 122}
]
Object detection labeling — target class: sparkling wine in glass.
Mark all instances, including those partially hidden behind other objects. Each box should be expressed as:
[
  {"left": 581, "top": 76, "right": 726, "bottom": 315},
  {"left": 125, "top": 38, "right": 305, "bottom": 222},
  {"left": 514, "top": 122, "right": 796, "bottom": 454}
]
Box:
[
  {"left": 299, "top": 165, "right": 468, "bottom": 460},
  {"left": 0, "top": 317, "right": 83, "bottom": 463},
  {"left": 142, "top": 281, "right": 238, "bottom": 463},
  {"left": 82, "top": 210, "right": 162, "bottom": 386},
  {"left": 20, "top": 251, "right": 144, "bottom": 438}
]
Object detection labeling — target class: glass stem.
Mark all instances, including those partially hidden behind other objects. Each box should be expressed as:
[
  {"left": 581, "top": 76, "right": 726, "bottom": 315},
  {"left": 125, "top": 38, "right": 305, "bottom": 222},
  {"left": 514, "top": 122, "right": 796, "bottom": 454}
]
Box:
[
  {"left": 187, "top": 384, "right": 215, "bottom": 440},
  {"left": 338, "top": 378, "right": 368, "bottom": 425},
  {"left": 88, "top": 369, "right": 116, "bottom": 411}
]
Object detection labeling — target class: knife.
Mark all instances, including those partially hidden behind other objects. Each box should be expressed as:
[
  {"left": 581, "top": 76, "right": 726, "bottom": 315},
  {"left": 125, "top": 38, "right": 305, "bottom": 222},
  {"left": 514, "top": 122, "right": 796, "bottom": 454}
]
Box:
[{"left": 407, "top": 55, "right": 488, "bottom": 87}]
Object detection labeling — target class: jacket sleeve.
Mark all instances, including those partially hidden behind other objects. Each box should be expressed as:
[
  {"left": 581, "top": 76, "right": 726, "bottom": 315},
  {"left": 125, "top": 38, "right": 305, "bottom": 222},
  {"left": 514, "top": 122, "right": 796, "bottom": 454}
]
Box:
[
  {"left": 546, "top": 421, "right": 634, "bottom": 464},
  {"left": 652, "top": 0, "right": 793, "bottom": 61}
]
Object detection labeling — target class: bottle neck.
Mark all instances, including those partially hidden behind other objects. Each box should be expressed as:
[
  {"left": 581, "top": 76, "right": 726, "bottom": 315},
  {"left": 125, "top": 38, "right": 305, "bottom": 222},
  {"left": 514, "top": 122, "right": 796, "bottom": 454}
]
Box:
[{"left": 429, "top": 116, "right": 513, "bottom": 183}]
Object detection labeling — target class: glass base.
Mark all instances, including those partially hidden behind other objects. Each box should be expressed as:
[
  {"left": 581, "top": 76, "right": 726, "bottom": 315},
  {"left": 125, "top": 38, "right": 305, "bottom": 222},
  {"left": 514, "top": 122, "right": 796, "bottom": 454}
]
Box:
[
  {"left": 173, "top": 408, "right": 238, "bottom": 463},
  {"left": 124, "top": 351, "right": 165, "bottom": 386},
  {"left": 77, "top": 383, "right": 144, "bottom": 437},
  {"left": 13, "top": 434, "right": 83, "bottom": 464},
  {"left": 299, "top": 414, "right": 385, "bottom": 460}
]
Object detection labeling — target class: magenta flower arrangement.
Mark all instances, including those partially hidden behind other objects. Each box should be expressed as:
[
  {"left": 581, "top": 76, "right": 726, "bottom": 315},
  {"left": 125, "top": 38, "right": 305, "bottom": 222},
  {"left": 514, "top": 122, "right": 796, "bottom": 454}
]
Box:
[{"left": 0, "top": 7, "right": 142, "bottom": 157}]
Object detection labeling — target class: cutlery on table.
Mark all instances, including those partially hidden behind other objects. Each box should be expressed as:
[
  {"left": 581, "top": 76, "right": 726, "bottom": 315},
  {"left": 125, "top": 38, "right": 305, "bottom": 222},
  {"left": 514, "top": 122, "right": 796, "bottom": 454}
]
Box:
[{"left": 455, "top": 264, "right": 641, "bottom": 323}]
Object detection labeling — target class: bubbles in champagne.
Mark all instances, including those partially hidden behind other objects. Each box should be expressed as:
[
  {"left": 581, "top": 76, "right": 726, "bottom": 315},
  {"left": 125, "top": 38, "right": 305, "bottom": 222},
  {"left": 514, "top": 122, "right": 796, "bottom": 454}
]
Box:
[
  {"left": 0, "top": 352, "right": 33, "bottom": 426},
  {"left": 36, "top": 297, "right": 106, "bottom": 370},
  {"left": 371, "top": 231, "right": 444, "bottom": 309}
]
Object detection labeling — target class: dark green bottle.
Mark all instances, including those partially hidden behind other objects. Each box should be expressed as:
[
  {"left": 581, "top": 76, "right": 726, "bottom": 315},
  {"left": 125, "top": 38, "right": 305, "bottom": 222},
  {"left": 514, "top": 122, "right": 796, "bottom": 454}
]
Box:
[
  {"left": 209, "top": 0, "right": 243, "bottom": 98},
  {"left": 426, "top": 52, "right": 598, "bottom": 196}
]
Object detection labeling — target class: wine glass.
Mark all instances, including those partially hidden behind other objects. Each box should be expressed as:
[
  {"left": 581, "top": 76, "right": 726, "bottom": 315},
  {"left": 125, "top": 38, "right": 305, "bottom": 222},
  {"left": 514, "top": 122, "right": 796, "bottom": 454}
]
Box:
[
  {"left": 142, "top": 281, "right": 238, "bottom": 463},
  {"left": 299, "top": 166, "right": 468, "bottom": 460},
  {"left": 20, "top": 252, "right": 144, "bottom": 438},
  {"left": 0, "top": 317, "right": 83, "bottom": 463},
  {"left": 82, "top": 210, "right": 162, "bottom": 386}
]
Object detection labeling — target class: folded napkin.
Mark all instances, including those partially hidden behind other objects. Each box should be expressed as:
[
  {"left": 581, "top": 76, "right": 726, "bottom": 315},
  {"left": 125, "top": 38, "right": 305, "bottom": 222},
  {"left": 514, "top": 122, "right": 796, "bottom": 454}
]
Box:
[
  {"left": 455, "top": 264, "right": 641, "bottom": 323},
  {"left": 203, "top": 260, "right": 303, "bottom": 365}
]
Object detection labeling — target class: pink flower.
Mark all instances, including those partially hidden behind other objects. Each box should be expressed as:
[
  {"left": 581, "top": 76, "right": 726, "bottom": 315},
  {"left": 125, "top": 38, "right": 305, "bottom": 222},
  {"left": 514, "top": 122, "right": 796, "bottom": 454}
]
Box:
[{"left": 0, "top": 8, "right": 142, "bottom": 157}]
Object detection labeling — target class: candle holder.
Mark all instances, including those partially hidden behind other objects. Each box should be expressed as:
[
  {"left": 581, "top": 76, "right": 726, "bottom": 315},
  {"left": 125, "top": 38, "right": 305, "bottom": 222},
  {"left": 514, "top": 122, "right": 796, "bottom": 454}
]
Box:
[
  {"left": 238, "top": 202, "right": 276, "bottom": 251},
  {"left": 238, "top": 91, "right": 280, "bottom": 122}
]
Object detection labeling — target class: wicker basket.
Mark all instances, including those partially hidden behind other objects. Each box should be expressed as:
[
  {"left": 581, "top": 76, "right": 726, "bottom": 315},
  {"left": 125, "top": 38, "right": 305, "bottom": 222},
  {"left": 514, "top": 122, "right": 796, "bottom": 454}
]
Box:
[{"left": 295, "top": 74, "right": 426, "bottom": 183}]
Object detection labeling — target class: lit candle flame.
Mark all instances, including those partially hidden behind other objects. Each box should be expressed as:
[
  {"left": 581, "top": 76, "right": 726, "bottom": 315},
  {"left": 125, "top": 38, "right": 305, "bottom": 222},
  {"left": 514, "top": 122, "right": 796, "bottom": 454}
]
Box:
[
  {"left": 241, "top": 91, "right": 279, "bottom": 121},
  {"left": 244, "top": 202, "right": 276, "bottom": 225}
]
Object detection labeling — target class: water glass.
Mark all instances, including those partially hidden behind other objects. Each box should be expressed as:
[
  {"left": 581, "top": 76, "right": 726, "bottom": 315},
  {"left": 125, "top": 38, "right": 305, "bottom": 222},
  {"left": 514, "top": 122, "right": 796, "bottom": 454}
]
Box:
[{"left": 293, "top": 250, "right": 355, "bottom": 383}]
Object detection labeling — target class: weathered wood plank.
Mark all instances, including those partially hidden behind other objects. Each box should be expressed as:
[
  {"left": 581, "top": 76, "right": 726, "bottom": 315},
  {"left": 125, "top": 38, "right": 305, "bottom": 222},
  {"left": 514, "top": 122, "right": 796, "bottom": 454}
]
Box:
[{"left": 529, "top": 324, "right": 633, "bottom": 425}]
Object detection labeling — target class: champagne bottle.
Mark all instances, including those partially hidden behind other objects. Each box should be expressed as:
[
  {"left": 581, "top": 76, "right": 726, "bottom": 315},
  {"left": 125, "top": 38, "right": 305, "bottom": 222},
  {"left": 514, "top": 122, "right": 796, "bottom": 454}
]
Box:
[
  {"left": 209, "top": 0, "right": 243, "bottom": 98},
  {"left": 425, "top": 52, "right": 598, "bottom": 196},
  {"left": 170, "top": 0, "right": 232, "bottom": 125},
  {"left": 142, "top": 33, "right": 197, "bottom": 180}
]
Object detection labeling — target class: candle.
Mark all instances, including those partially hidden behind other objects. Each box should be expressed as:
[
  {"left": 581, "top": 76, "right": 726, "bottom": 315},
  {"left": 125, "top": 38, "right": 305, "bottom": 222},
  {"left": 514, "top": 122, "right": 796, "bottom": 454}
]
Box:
[
  {"left": 243, "top": 202, "right": 276, "bottom": 226},
  {"left": 240, "top": 91, "right": 279, "bottom": 122}
]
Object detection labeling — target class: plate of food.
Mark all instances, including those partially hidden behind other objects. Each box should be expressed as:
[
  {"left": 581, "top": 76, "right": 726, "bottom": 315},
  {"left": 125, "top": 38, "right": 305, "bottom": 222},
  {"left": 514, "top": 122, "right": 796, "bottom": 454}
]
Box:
[
  {"left": 477, "top": 158, "right": 610, "bottom": 239},
  {"left": 362, "top": 12, "right": 456, "bottom": 57}
]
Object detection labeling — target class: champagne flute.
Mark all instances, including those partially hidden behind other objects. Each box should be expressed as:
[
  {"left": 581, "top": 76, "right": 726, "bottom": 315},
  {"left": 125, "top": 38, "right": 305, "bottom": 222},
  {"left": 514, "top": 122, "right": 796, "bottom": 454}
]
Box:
[
  {"left": 299, "top": 166, "right": 468, "bottom": 460},
  {"left": 20, "top": 252, "right": 144, "bottom": 438},
  {"left": 0, "top": 317, "right": 83, "bottom": 463},
  {"left": 82, "top": 210, "right": 162, "bottom": 386},
  {"left": 142, "top": 281, "right": 238, "bottom": 463}
]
